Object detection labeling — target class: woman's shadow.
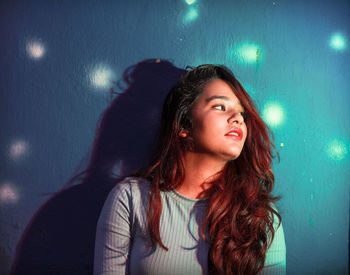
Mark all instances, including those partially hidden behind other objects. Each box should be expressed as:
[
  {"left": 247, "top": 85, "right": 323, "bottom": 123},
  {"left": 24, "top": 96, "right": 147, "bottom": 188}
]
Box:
[{"left": 11, "top": 59, "right": 186, "bottom": 275}]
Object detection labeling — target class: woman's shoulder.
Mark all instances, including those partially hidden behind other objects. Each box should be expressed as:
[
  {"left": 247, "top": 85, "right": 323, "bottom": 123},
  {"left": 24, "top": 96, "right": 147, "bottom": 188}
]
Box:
[
  {"left": 107, "top": 176, "right": 151, "bottom": 203},
  {"left": 116, "top": 176, "right": 150, "bottom": 187},
  {"left": 96, "top": 177, "right": 151, "bottom": 236}
]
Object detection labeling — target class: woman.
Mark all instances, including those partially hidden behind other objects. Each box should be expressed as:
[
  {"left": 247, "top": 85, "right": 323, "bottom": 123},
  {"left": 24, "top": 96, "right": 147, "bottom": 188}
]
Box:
[{"left": 94, "top": 64, "right": 286, "bottom": 274}]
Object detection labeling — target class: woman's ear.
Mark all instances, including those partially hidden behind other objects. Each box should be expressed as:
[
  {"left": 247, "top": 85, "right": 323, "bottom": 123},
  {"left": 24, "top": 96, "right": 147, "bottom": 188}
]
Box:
[{"left": 179, "top": 129, "right": 188, "bottom": 138}]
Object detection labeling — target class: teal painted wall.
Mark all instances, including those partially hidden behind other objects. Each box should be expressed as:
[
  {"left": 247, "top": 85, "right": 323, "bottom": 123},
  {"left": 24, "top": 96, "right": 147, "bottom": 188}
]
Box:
[{"left": 1, "top": 0, "right": 349, "bottom": 274}]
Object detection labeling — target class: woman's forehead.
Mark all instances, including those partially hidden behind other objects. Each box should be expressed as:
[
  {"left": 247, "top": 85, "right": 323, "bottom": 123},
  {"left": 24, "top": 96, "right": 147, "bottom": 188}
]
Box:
[{"left": 199, "top": 79, "right": 242, "bottom": 105}]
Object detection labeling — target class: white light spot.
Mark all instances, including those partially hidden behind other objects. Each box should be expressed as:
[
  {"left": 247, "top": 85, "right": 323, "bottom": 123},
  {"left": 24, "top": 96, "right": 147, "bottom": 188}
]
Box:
[
  {"left": 325, "top": 139, "right": 348, "bottom": 161},
  {"left": 88, "top": 64, "right": 115, "bottom": 89},
  {"left": 262, "top": 102, "right": 285, "bottom": 128},
  {"left": 185, "top": 0, "right": 196, "bottom": 5},
  {"left": 0, "top": 183, "right": 19, "bottom": 204},
  {"left": 9, "top": 140, "right": 29, "bottom": 160},
  {"left": 329, "top": 33, "right": 347, "bottom": 51},
  {"left": 183, "top": 7, "right": 199, "bottom": 24},
  {"left": 230, "top": 41, "right": 264, "bottom": 65},
  {"left": 26, "top": 40, "right": 45, "bottom": 59}
]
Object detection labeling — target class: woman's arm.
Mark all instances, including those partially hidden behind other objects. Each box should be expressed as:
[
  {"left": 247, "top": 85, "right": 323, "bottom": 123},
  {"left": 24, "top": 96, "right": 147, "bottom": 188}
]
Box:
[{"left": 93, "top": 181, "right": 133, "bottom": 275}]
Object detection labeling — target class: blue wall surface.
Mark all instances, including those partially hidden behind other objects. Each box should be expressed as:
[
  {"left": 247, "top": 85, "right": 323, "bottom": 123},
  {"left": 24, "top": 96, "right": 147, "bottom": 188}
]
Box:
[{"left": 1, "top": 0, "right": 349, "bottom": 274}]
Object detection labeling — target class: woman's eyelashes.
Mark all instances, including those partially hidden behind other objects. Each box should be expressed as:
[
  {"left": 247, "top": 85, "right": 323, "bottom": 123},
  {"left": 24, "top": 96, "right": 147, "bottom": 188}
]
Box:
[
  {"left": 212, "top": 104, "right": 247, "bottom": 121},
  {"left": 213, "top": 104, "right": 226, "bottom": 111},
  {"left": 212, "top": 104, "right": 246, "bottom": 116}
]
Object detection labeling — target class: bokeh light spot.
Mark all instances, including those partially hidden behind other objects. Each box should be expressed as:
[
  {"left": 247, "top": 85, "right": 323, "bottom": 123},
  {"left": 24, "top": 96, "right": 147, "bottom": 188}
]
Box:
[
  {"left": 88, "top": 64, "right": 115, "bottom": 89},
  {"left": 262, "top": 102, "right": 285, "bottom": 128},
  {"left": 325, "top": 139, "right": 348, "bottom": 161},
  {"left": 9, "top": 140, "right": 29, "bottom": 160},
  {"left": 185, "top": 0, "right": 196, "bottom": 5},
  {"left": 26, "top": 40, "right": 45, "bottom": 59},
  {"left": 329, "top": 33, "right": 347, "bottom": 51},
  {"left": 310, "top": 193, "right": 314, "bottom": 201},
  {"left": 0, "top": 183, "right": 19, "bottom": 204},
  {"left": 183, "top": 7, "right": 199, "bottom": 24},
  {"left": 229, "top": 41, "right": 264, "bottom": 65},
  {"left": 112, "top": 160, "right": 123, "bottom": 177}
]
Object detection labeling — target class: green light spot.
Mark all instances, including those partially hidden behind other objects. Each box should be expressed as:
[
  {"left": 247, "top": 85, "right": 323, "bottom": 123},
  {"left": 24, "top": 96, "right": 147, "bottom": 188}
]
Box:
[
  {"left": 262, "top": 102, "right": 285, "bottom": 128},
  {"left": 330, "top": 33, "right": 347, "bottom": 50},
  {"left": 229, "top": 41, "right": 264, "bottom": 65},
  {"left": 310, "top": 193, "right": 314, "bottom": 201},
  {"left": 325, "top": 139, "right": 348, "bottom": 161},
  {"left": 185, "top": 0, "right": 196, "bottom": 5},
  {"left": 183, "top": 7, "right": 199, "bottom": 24}
]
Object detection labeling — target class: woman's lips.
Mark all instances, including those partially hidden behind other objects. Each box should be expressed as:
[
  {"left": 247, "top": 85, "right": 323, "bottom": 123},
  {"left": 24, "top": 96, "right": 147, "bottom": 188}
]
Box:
[{"left": 225, "top": 127, "right": 243, "bottom": 141}]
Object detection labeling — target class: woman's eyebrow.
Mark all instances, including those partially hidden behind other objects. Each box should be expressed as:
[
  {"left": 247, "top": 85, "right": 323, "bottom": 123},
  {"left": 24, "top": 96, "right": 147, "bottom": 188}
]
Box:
[
  {"left": 205, "top": 95, "right": 243, "bottom": 106},
  {"left": 205, "top": 95, "right": 230, "bottom": 102}
]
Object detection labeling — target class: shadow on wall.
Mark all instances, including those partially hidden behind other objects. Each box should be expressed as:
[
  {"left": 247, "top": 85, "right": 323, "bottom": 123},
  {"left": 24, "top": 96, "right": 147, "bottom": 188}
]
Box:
[{"left": 10, "top": 59, "right": 186, "bottom": 275}]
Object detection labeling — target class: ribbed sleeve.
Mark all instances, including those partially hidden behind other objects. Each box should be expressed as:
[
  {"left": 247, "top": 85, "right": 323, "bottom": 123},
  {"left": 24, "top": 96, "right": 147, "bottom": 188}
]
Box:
[
  {"left": 260, "top": 210, "right": 286, "bottom": 274},
  {"left": 93, "top": 179, "right": 134, "bottom": 274}
]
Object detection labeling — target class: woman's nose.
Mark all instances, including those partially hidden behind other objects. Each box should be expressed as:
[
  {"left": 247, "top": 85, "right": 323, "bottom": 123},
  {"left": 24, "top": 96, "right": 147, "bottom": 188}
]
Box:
[{"left": 228, "top": 111, "right": 244, "bottom": 124}]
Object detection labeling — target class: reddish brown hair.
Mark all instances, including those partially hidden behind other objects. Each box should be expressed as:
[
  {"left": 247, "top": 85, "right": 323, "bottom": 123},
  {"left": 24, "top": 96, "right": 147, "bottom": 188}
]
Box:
[{"left": 143, "top": 64, "right": 280, "bottom": 274}]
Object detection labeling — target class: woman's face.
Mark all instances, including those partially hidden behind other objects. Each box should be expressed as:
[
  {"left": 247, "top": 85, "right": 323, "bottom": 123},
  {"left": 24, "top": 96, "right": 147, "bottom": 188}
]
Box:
[{"left": 188, "top": 79, "right": 247, "bottom": 162}]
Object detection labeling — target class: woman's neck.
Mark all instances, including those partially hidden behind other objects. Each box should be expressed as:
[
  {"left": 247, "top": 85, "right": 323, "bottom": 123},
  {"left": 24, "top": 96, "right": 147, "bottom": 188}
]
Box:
[{"left": 176, "top": 152, "right": 226, "bottom": 199}]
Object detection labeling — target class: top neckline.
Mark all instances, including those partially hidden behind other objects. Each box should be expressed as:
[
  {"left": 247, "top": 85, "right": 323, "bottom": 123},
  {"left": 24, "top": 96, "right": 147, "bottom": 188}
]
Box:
[
  {"left": 167, "top": 189, "right": 208, "bottom": 207},
  {"left": 126, "top": 176, "right": 208, "bottom": 206}
]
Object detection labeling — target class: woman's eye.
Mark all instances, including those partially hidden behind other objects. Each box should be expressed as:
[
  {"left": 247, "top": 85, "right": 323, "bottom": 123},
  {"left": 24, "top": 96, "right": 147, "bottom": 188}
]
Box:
[{"left": 213, "top": 105, "right": 225, "bottom": 111}]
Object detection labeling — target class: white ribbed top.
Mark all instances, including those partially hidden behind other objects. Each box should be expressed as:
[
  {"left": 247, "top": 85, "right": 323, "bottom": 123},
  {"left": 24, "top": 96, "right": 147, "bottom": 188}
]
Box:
[{"left": 94, "top": 177, "right": 286, "bottom": 275}]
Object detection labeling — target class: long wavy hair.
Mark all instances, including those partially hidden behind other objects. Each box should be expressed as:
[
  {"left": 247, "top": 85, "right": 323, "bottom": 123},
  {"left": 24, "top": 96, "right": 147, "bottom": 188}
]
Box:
[{"left": 142, "top": 64, "right": 281, "bottom": 275}]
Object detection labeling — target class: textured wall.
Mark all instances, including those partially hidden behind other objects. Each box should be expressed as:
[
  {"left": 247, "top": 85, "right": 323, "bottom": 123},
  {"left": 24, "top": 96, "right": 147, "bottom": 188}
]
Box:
[{"left": 1, "top": 0, "right": 349, "bottom": 274}]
